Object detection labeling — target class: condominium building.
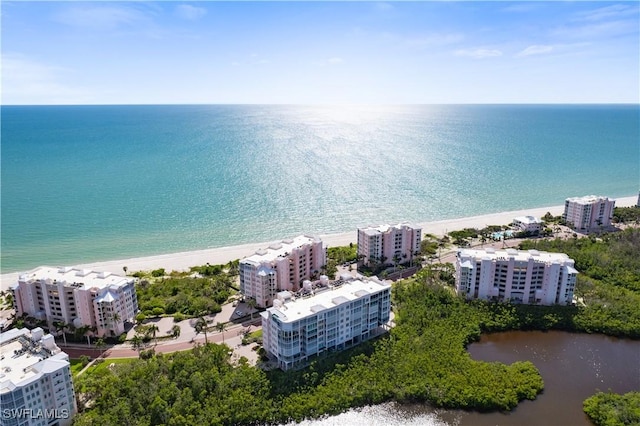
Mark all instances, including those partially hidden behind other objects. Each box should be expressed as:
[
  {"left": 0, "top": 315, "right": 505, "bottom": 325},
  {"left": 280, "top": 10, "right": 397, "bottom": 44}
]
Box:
[
  {"left": 512, "top": 216, "right": 543, "bottom": 234},
  {"left": 261, "top": 276, "right": 391, "bottom": 370},
  {"left": 239, "top": 235, "right": 326, "bottom": 308},
  {"left": 455, "top": 248, "right": 578, "bottom": 305},
  {"left": 10, "top": 266, "right": 138, "bottom": 337},
  {"left": 357, "top": 223, "right": 422, "bottom": 267},
  {"left": 563, "top": 195, "right": 615, "bottom": 231},
  {"left": 0, "top": 327, "right": 77, "bottom": 426}
]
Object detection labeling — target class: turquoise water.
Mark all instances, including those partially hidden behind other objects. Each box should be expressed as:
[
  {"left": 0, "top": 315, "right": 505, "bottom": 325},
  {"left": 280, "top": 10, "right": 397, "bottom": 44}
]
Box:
[{"left": 1, "top": 104, "right": 638, "bottom": 272}]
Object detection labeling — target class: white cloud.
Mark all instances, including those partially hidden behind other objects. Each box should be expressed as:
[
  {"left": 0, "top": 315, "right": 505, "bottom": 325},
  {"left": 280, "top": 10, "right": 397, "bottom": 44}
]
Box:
[
  {"left": 374, "top": 2, "right": 394, "bottom": 12},
  {"left": 2, "top": 54, "right": 94, "bottom": 104},
  {"left": 175, "top": 5, "right": 207, "bottom": 21},
  {"left": 573, "top": 4, "right": 639, "bottom": 22},
  {"left": 555, "top": 4, "right": 640, "bottom": 40},
  {"left": 552, "top": 19, "right": 638, "bottom": 40},
  {"left": 454, "top": 48, "right": 502, "bottom": 59},
  {"left": 52, "top": 5, "right": 151, "bottom": 31},
  {"left": 516, "top": 45, "right": 554, "bottom": 57},
  {"left": 328, "top": 57, "right": 343, "bottom": 64}
]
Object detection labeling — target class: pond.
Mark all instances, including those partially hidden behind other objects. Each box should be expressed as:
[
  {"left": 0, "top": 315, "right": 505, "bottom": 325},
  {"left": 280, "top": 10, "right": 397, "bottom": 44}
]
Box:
[{"left": 289, "top": 331, "right": 640, "bottom": 426}]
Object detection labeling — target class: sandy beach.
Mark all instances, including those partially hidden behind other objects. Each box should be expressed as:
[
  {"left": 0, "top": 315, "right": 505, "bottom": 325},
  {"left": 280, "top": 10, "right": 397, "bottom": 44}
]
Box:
[{"left": 2, "top": 196, "right": 637, "bottom": 291}]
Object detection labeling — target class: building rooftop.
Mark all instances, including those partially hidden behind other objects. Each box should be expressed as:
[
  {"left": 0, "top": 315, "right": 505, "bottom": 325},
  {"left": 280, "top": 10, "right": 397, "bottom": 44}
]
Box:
[
  {"left": 458, "top": 248, "right": 575, "bottom": 265},
  {"left": 565, "top": 195, "right": 613, "bottom": 204},
  {"left": 513, "top": 216, "right": 542, "bottom": 224},
  {"left": 358, "top": 223, "right": 421, "bottom": 234},
  {"left": 16, "top": 266, "right": 131, "bottom": 291},
  {"left": 242, "top": 235, "right": 321, "bottom": 265},
  {"left": 262, "top": 277, "right": 391, "bottom": 323},
  {"left": 0, "top": 328, "right": 68, "bottom": 394}
]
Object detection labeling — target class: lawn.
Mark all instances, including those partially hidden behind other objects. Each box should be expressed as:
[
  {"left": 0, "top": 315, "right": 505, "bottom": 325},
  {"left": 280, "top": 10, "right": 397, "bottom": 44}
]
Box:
[
  {"left": 79, "top": 357, "right": 135, "bottom": 378},
  {"left": 69, "top": 359, "right": 86, "bottom": 377}
]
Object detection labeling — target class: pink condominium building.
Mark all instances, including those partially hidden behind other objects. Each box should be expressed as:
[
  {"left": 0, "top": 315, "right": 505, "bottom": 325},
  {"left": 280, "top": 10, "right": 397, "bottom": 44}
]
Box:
[
  {"left": 239, "top": 235, "right": 326, "bottom": 308},
  {"left": 357, "top": 223, "right": 421, "bottom": 267},
  {"left": 563, "top": 195, "right": 615, "bottom": 232},
  {"left": 456, "top": 248, "right": 578, "bottom": 305},
  {"left": 10, "top": 267, "right": 138, "bottom": 337}
]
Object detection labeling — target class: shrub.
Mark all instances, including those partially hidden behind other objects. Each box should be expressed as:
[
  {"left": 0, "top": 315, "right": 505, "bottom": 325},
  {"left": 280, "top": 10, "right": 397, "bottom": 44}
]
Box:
[
  {"left": 151, "top": 268, "right": 165, "bottom": 277},
  {"left": 79, "top": 355, "right": 90, "bottom": 367}
]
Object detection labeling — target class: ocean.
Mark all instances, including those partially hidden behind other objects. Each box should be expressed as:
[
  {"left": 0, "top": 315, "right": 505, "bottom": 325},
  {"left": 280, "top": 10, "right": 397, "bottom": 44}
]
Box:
[{"left": 1, "top": 104, "right": 638, "bottom": 273}]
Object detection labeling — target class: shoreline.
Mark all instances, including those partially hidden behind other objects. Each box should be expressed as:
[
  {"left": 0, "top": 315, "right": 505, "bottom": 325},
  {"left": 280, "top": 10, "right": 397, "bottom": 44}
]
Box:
[{"left": 1, "top": 196, "right": 637, "bottom": 291}]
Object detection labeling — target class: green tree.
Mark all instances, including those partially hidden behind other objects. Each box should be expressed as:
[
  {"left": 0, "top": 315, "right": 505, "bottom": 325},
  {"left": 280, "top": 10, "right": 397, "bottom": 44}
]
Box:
[
  {"left": 584, "top": 391, "right": 640, "bottom": 426},
  {"left": 194, "top": 316, "right": 208, "bottom": 344},
  {"left": 53, "top": 321, "right": 68, "bottom": 346},
  {"left": 131, "top": 335, "right": 145, "bottom": 356},
  {"left": 171, "top": 324, "right": 181, "bottom": 339},
  {"left": 95, "top": 338, "right": 106, "bottom": 358},
  {"left": 75, "top": 325, "right": 91, "bottom": 345},
  {"left": 147, "top": 324, "right": 160, "bottom": 346},
  {"left": 215, "top": 322, "right": 227, "bottom": 344},
  {"left": 247, "top": 298, "right": 258, "bottom": 321}
]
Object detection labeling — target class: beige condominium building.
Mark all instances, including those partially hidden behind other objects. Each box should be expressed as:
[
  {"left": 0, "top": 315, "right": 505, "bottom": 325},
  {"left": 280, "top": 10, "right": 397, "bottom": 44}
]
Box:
[
  {"left": 455, "top": 248, "right": 578, "bottom": 305},
  {"left": 563, "top": 195, "right": 615, "bottom": 232},
  {"left": 10, "top": 267, "right": 138, "bottom": 338},
  {"left": 239, "top": 235, "right": 326, "bottom": 308},
  {"left": 357, "top": 223, "right": 421, "bottom": 267}
]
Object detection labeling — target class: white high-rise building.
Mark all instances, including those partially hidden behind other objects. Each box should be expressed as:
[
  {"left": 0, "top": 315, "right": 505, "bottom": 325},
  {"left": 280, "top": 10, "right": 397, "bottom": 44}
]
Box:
[
  {"left": 563, "top": 195, "right": 615, "bottom": 232},
  {"left": 239, "top": 235, "right": 326, "bottom": 308},
  {"left": 10, "top": 267, "right": 138, "bottom": 337},
  {"left": 0, "top": 327, "right": 77, "bottom": 426},
  {"left": 261, "top": 276, "right": 391, "bottom": 370},
  {"left": 357, "top": 223, "right": 421, "bottom": 267},
  {"left": 455, "top": 248, "right": 578, "bottom": 305}
]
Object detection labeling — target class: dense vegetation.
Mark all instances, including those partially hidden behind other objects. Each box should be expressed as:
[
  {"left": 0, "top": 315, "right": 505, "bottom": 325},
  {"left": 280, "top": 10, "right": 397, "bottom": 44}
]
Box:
[
  {"left": 73, "top": 229, "right": 640, "bottom": 425},
  {"left": 612, "top": 206, "right": 640, "bottom": 224},
  {"left": 583, "top": 391, "right": 640, "bottom": 426},
  {"left": 324, "top": 244, "right": 358, "bottom": 277},
  {"left": 135, "top": 274, "right": 233, "bottom": 317},
  {"left": 73, "top": 268, "right": 547, "bottom": 425},
  {"left": 520, "top": 228, "right": 640, "bottom": 337}
]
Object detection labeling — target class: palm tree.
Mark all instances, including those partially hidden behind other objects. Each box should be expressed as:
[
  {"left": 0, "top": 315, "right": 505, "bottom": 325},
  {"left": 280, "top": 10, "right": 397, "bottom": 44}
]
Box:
[
  {"left": 53, "top": 321, "right": 67, "bottom": 346},
  {"left": 76, "top": 325, "right": 91, "bottom": 345},
  {"left": 215, "top": 322, "right": 227, "bottom": 343},
  {"left": 247, "top": 298, "right": 257, "bottom": 321},
  {"left": 95, "top": 338, "right": 106, "bottom": 359},
  {"left": 110, "top": 312, "right": 121, "bottom": 336},
  {"left": 131, "top": 335, "right": 144, "bottom": 356},
  {"left": 147, "top": 324, "right": 160, "bottom": 346},
  {"left": 194, "top": 316, "right": 208, "bottom": 344},
  {"left": 393, "top": 255, "right": 401, "bottom": 271},
  {"left": 170, "top": 325, "right": 181, "bottom": 339}
]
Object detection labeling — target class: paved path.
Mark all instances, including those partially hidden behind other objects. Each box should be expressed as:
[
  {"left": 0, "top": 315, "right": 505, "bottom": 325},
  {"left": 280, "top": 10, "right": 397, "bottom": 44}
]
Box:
[{"left": 60, "top": 316, "right": 263, "bottom": 366}]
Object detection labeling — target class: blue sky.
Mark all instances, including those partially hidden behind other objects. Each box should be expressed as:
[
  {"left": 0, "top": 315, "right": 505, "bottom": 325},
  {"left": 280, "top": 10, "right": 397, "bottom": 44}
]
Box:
[{"left": 2, "top": 1, "right": 638, "bottom": 104}]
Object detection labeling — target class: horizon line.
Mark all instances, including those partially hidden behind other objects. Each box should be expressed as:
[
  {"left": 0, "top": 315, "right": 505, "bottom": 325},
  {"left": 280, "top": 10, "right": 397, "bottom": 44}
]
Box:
[{"left": 2, "top": 102, "right": 639, "bottom": 107}]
